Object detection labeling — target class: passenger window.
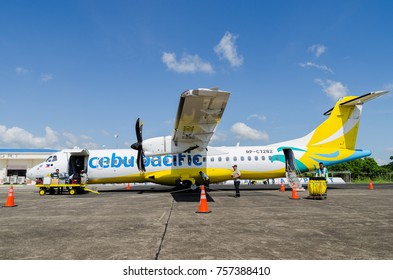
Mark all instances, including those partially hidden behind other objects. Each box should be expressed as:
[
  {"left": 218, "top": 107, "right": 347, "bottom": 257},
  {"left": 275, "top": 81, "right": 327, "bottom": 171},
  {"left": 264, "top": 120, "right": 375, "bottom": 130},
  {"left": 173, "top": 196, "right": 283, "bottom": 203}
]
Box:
[
  {"left": 240, "top": 156, "right": 244, "bottom": 161},
  {"left": 262, "top": 156, "right": 265, "bottom": 161},
  {"left": 203, "top": 157, "right": 206, "bottom": 162},
  {"left": 218, "top": 157, "right": 222, "bottom": 162},
  {"left": 254, "top": 156, "right": 258, "bottom": 161},
  {"left": 226, "top": 157, "right": 230, "bottom": 161},
  {"left": 268, "top": 156, "right": 272, "bottom": 161},
  {"left": 233, "top": 156, "right": 237, "bottom": 161},
  {"left": 247, "top": 156, "right": 251, "bottom": 161},
  {"left": 211, "top": 157, "right": 215, "bottom": 162}
]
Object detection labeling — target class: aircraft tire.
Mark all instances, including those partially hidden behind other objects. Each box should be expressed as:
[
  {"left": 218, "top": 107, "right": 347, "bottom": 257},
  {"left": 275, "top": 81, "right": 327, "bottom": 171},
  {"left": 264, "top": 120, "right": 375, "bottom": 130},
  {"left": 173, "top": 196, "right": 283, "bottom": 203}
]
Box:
[
  {"left": 182, "top": 180, "right": 192, "bottom": 189},
  {"left": 69, "top": 189, "right": 76, "bottom": 195},
  {"left": 39, "top": 189, "right": 46, "bottom": 196}
]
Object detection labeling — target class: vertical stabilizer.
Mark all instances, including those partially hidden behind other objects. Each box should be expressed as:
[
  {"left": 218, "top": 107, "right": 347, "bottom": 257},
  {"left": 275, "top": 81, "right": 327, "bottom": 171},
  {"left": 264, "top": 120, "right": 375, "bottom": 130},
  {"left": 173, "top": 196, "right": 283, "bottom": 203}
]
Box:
[{"left": 306, "top": 91, "right": 388, "bottom": 150}]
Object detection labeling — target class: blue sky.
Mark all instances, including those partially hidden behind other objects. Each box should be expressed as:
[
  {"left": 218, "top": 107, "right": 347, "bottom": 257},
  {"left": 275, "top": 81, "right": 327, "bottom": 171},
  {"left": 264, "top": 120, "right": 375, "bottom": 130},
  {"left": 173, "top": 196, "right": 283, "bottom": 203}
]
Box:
[{"left": 0, "top": 0, "right": 392, "bottom": 164}]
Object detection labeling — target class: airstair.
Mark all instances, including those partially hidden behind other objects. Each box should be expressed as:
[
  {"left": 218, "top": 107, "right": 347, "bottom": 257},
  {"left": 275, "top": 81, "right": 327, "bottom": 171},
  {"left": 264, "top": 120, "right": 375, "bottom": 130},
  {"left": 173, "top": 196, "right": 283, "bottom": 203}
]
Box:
[{"left": 283, "top": 148, "right": 305, "bottom": 191}]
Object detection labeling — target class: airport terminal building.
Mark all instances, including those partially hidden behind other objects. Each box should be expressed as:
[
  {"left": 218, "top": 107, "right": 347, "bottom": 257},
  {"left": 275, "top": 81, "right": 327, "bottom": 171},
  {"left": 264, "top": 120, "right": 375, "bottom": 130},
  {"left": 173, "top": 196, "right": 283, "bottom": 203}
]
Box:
[{"left": 0, "top": 149, "right": 58, "bottom": 184}]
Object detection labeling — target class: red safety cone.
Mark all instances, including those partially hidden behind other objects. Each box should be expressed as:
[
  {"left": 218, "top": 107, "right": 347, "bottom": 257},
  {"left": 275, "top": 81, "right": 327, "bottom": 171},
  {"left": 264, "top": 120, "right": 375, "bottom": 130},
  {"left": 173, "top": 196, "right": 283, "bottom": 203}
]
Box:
[
  {"left": 127, "top": 183, "right": 131, "bottom": 190},
  {"left": 196, "top": 186, "right": 211, "bottom": 213},
  {"left": 279, "top": 183, "right": 285, "bottom": 192},
  {"left": 3, "top": 186, "right": 17, "bottom": 207},
  {"left": 290, "top": 183, "right": 300, "bottom": 200},
  {"left": 369, "top": 180, "right": 374, "bottom": 190}
]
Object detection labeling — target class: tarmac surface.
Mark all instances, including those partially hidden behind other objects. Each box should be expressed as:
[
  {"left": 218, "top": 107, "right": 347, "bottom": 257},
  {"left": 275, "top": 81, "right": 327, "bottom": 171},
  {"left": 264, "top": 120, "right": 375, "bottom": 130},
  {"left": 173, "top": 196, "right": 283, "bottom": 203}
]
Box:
[{"left": 1, "top": 183, "right": 393, "bottom": 260}]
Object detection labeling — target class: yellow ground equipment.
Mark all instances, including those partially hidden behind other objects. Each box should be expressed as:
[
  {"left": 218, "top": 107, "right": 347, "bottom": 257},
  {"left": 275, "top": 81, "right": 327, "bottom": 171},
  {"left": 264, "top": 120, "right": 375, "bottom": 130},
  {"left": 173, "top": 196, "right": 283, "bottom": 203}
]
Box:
[
  {"left": 307, "top": 177, "right": 327, "bottom": 199},
  {"left": 36, "top": 178, "right": 99, "bottom": 196}
]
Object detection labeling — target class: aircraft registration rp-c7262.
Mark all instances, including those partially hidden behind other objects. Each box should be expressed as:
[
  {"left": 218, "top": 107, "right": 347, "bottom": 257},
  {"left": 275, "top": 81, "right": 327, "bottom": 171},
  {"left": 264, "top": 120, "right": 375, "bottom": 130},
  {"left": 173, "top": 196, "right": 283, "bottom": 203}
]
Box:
[{"left": 27, "top": 88, "right": 388, "bottom": 189}]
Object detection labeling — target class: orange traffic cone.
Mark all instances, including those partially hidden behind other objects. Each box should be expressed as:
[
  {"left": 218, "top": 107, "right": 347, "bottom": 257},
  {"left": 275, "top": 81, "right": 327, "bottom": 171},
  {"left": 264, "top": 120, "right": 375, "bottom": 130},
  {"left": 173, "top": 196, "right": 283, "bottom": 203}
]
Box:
[
  {"left": 290, "top": 183, "right": 299, "bottom": 200},
  {"left": 196, "top": 186, "right": 211, "bottom": 213},
  {"left": 3, "top": 186, "right": 16, "bottom": 207},
  {"left": 127, "top": 183, "right": 131, "bottom": 190},
  {"left": 369, "top": 180, "right": 374, "bottom": 190},
  {"left": 279, "top": 183, "right": 285, "bottom": 192}
]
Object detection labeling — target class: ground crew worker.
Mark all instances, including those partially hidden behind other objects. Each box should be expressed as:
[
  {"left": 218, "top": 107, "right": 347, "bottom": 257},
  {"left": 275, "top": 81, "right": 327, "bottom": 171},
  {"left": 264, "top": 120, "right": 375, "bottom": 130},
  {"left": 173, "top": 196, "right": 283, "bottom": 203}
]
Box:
[
  {"left": 315, "top": 162, "right": 328, "bottom": 197},
  {"left": 231, "top": 165, "right": 241, "bottom": 197},
  {"left": 199, "top": 171, "right": 210, "bottom": 191},
  {"left": 50, "top": 169, "right": 62, "bottom": 194},
  {"left": 315, "top": 162, "right": 328, "bottom": 180},
  {"left": 51, "top": 169, "right": 60, "bottom": 178}
]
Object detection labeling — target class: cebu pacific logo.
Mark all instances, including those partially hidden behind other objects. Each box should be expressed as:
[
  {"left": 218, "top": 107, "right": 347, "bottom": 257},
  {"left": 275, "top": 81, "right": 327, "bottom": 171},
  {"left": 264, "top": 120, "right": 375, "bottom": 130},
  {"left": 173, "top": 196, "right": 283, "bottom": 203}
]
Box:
[{"left": 88, "top": 153, "right": 203, "bottom": 169}]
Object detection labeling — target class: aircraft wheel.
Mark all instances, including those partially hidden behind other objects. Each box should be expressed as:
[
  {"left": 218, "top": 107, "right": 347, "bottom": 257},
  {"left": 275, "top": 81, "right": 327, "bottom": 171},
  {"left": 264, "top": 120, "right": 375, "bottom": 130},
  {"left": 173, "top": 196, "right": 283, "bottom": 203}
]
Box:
[
  {"left": 69, "top": 189, "right": 76, "bottom": 195},
  {"left": 39, "top": 189, "right": 46, "bottom": 196},
  {"left": 181, "top": 180, "right": 192, "bottom": 189}
]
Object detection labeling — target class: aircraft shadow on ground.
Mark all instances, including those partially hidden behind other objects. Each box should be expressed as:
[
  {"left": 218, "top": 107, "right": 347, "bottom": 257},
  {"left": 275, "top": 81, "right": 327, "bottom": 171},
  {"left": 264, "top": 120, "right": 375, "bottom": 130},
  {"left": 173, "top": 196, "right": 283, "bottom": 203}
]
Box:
[{"left": 170, "top": 191, "right": 215, "bottom": 203}]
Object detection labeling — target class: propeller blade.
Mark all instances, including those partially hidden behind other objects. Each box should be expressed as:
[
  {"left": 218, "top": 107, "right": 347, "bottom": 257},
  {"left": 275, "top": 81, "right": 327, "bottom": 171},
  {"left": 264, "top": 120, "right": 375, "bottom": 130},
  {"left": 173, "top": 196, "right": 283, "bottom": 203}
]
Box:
[
  {"left": 140, "top": 150, "right": 146, "bottom": 172},
  {"left": 136, "top": 149, "right": 141, "bottom": 171},
  {"left": 136, "top": 149, "right": 146, "bottom": 172},
  {"left": 136, "top": 118, "right": 143, "bottom": 144},
  {"left": 132, "top": 118, "right": 146, "bottom": 172}
]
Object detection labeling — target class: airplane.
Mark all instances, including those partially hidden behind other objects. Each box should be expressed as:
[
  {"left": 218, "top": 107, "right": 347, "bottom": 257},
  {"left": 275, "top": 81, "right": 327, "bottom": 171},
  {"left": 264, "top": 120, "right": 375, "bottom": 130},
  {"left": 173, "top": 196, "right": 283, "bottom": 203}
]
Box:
[{"left": 27, "top": 88, "right": 388, "bottom": 189}]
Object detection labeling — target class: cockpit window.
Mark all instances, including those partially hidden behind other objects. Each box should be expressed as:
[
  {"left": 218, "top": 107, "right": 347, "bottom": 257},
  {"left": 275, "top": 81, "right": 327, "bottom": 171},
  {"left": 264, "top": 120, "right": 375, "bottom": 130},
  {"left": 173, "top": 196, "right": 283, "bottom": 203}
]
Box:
[
  {"left": 46, "top": 156, "right": 53, "bottom": 162},
  {"left": 52, "top": 155, "right": 57, "bottom": 162}
]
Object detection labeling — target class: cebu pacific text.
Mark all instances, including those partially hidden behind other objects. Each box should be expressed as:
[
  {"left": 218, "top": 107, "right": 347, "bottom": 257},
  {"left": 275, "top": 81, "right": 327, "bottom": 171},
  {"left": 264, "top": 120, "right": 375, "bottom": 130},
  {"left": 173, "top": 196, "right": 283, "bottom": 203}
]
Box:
[{"left": 88, "top": 153, "right": 204, "bottom": 169}]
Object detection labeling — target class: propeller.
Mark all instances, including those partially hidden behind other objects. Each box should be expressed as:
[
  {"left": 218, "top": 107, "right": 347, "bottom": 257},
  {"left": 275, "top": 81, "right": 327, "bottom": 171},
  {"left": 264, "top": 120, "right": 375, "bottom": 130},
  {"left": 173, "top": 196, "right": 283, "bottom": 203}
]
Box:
[{"left": 131, "top": 118, "right": 146, "bottom": 172}]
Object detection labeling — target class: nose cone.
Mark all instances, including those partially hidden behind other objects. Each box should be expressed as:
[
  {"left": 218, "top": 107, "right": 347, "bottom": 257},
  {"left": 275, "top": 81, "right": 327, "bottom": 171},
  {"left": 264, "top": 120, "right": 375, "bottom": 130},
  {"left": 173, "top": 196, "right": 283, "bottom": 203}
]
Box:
[{"left": 26, "top": 168, "right": 35, "bottom": 180}]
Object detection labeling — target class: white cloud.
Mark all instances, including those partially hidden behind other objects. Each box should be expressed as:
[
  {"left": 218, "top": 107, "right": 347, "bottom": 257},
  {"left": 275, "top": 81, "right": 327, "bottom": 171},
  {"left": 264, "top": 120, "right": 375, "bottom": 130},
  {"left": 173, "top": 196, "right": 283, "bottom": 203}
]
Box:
[
  {"left": 299, "top": 62, "right": 334, "bottom": 73},
  {"left": 309, "top": 44, "right": 327, "bottom": 57},
  {"left": 211, "top": 131, "right": 227, "bottom": 142},
  {"left": 0, "top": 124, "right": 99, "bottom": 149},
  {"left": 230, "top": 122, "right": 269, "bottom": 141},
  {"left": 162, "top": 52, "right": 214, "bottom": 73},
  {"left": 247, "top": 114, "right": 267, "bottom": 121},
  {"left": 0, "top": 125, "right": 59, "bottom": 148},
  {"left": 315, "top": 79, "right": 348, "bottom": 100},
  {"left": 63, "top": 132, "right": 79, "bottom": 147},
  {"left": 101, "top": 130, "right": 110, "bottom": 136},
  {"left": 214, "top": 31, "right": 244, "bottom": 68},
  {"left": 40, "top": 73, "right": 53, "bottom": 82},
  {"left": 374, "top": 157, "right": 388, "bottom": 165},
  {"left": 62, "top": 132, "right": 99, "bottom": 149},
  {"left": 15, "top": 66, "right": 29, "bottom": 74}
]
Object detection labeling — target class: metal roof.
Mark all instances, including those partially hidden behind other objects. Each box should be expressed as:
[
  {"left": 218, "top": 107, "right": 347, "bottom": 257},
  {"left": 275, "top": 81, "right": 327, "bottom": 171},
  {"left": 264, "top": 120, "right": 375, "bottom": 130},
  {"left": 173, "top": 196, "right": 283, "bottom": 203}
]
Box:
[{"left": 0, "top": 148, "right": 59, "bottom": 154}]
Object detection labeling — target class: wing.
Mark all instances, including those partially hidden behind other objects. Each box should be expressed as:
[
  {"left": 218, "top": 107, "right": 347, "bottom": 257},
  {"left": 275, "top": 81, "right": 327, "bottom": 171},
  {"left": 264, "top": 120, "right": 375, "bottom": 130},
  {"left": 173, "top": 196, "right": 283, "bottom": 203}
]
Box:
[{"left": 172, "top": 88, "right": 230, "bottom": 152}]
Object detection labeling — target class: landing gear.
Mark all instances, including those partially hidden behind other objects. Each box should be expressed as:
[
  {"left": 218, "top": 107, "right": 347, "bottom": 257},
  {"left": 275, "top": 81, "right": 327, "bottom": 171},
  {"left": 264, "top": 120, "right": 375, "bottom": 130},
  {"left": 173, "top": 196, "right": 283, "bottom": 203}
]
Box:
[{"left": 175, "top": 180, "right": 198, "bottom": 191}]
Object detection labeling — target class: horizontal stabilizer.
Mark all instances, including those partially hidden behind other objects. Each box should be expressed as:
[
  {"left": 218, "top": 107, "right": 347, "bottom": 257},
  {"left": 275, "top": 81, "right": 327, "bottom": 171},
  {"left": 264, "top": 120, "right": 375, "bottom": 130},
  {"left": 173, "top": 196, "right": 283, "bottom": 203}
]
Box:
[{"left": 324, "top": 90, "right": 389, "bottom": 116}]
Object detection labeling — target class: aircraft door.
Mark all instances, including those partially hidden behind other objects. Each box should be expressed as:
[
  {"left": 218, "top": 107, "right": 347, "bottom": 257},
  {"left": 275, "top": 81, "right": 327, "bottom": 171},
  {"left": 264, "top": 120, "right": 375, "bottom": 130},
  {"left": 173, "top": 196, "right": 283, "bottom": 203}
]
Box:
[
  {"left": 282, "top": 148, "right": 296, "bottom": 172},
  {"left": 67, "top": 150, "right": 89, "bottom": 184}
]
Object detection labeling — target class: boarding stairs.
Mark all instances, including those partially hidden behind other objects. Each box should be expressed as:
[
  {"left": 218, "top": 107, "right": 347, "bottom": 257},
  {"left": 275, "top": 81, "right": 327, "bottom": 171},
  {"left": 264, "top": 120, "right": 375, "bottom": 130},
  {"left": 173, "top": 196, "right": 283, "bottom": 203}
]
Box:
[{"left": 286, "top": 165, "right": 305, "bottom": 192}]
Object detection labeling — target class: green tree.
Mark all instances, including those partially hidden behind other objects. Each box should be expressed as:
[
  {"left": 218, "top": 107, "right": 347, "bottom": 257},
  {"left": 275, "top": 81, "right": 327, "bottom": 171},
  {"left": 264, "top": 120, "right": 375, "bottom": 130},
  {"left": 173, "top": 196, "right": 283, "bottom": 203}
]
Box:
[{"left": 329, "top": 157, "right": 382, "bottom": 180}]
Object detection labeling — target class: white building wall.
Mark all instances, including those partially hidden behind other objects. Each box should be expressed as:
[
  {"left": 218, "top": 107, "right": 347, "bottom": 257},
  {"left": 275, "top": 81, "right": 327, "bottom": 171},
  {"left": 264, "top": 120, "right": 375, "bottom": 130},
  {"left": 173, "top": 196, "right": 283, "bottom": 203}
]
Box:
[{"left": 0, "top": 151, "right": 55, "bottom": 184}]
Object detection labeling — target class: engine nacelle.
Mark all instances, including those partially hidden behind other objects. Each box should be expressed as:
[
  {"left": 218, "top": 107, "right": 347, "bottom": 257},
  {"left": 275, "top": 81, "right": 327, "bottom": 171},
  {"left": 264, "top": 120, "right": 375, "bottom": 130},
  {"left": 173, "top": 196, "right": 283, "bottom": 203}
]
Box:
[{"left": 143, "top": 136, "right": 192, "bottom": 155}]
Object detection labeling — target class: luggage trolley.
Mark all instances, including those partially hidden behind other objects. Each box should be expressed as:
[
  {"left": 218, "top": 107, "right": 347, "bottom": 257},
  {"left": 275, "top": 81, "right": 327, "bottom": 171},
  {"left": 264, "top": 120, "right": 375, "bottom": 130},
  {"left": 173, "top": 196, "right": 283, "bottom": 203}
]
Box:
[{"left": 36, "top": 174, "right": 99, "bottom": 195}]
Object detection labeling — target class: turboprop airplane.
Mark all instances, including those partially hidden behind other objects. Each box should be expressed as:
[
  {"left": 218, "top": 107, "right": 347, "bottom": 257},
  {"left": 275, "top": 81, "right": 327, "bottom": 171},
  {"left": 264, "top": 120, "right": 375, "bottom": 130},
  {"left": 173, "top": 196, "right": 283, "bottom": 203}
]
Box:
[{"left": 27, "top": 88, "right": 388, "bottom": 189}]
